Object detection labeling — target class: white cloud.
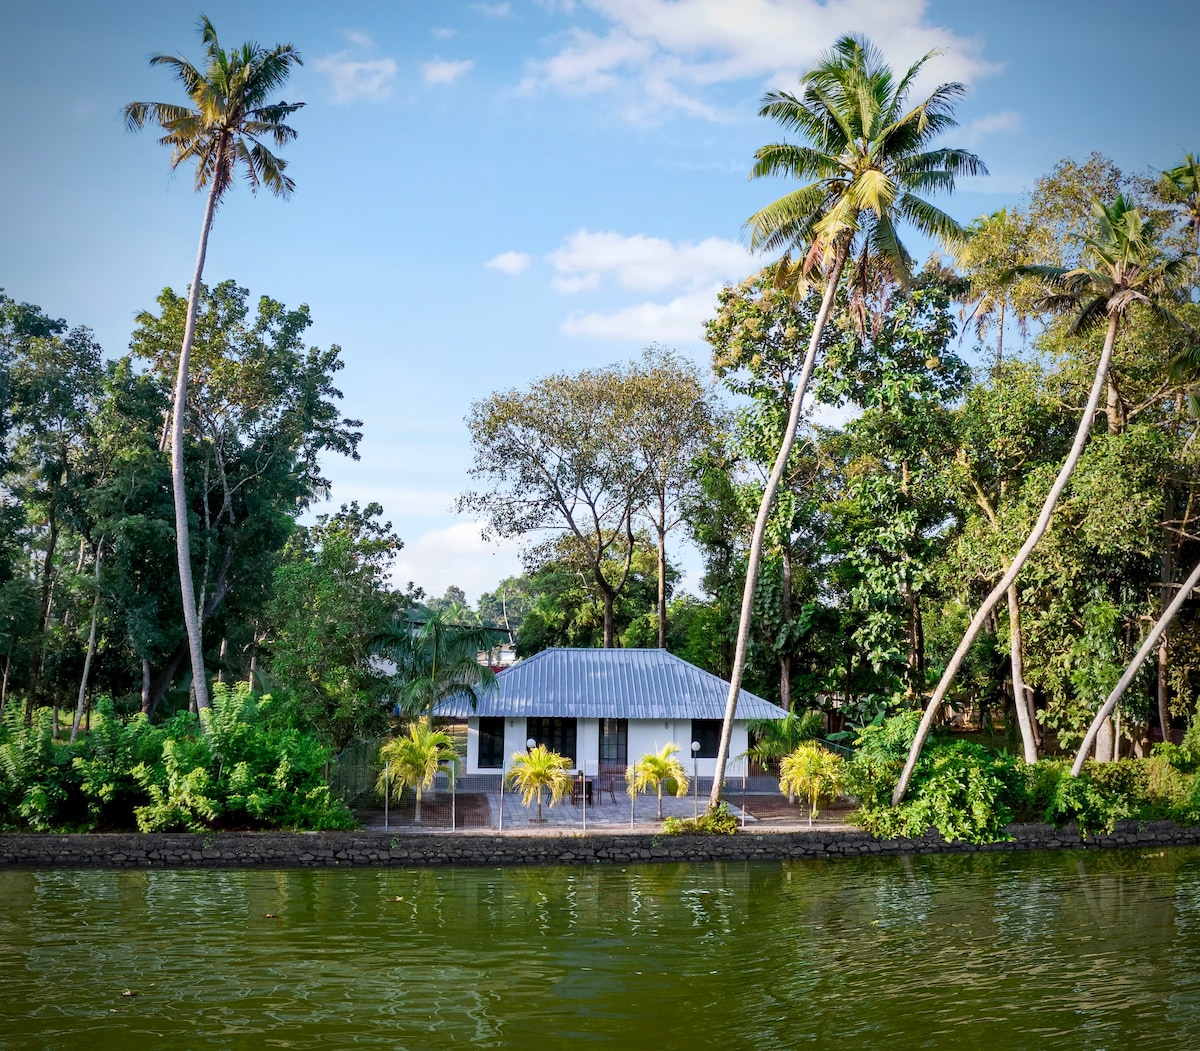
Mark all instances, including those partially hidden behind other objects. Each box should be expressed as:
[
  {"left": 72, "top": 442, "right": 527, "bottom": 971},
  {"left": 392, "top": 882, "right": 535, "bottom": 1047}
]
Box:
[
  {"left": 341, "top": 29, "right": 376, "bottom": 49},
  {"left": 962, "top": 110, "right": 1023, "bottom": 146},
  {"left": 391, "top": 522, "right": 523, "bottom": 604},
  {"left": 315, "top": 52, "right": 399, "bottom": 103},
  {"left": 545, "top": 229, "right": 755, "bottom": 344},
  {"left": 549, "top": 229, "right": 752, "bottom": 293},
  {"left": 522, "top": 0, "right": 1000, "bottom": 122},
  {"left": 422, "top": 58, "right": 475, "bottom": 85},
  {"left": 473, "top": 2, "right": 513, "bottom": 15},
  {"left": 486, "top": 251, "right": 534, "bottom": 275},
  {"left": 561, "top": 287, "right": 719, "bottom": 344},
  {"left": 431, "top": 26, "right": 459, "bottom": 39}
]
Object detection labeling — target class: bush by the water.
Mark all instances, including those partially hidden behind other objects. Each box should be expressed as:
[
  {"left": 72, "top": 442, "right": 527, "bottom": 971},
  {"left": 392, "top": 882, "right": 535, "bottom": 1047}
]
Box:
[
  {"left": 662, "top": 801, "right": 738, "bottom": 836},
  {"left": 846, "top": 713, "right": 1200, "bottom": 843},
  {"left": 0, "top": 683, "right": 354, "bottom": 833}
]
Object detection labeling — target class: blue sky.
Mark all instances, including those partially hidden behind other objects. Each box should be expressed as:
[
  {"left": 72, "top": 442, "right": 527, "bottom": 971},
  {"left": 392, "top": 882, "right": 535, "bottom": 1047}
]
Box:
[{"left": 2, "top": 0, "right": 1196, "bottom": 602}]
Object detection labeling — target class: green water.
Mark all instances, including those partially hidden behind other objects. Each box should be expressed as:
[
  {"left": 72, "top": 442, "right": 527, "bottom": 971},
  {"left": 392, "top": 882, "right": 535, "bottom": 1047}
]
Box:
[{"left": 2, "top": 848, "right": 1199, "bottom": 1049}]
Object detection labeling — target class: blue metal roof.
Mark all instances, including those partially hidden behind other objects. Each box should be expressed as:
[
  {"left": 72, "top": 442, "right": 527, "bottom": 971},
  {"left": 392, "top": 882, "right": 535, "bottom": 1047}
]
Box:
[{"left": 436, "top": 647, "right": 788, "bottom": 721}]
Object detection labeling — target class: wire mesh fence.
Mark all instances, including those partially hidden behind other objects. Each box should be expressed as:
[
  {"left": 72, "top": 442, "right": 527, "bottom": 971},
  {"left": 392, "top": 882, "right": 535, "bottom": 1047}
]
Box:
[{"left": 330, "top": 737, "right": 801, "bottom": 831}]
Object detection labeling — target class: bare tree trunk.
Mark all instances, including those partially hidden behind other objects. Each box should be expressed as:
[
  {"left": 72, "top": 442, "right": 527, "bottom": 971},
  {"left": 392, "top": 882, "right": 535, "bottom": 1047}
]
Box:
[
  {"left": 71, "top": 539, "right": 104, "bottom": 743},
  {"left": 1094, "top": 718, "right": 1115, "bottom": 763},
  {"left": 1072, "top": 555, "right": 1200, "bottom": 775},
  {"left": 141, "top": 658, "right": 151, "bottom": 714},
  {"left": 1007, "top": 585, "right": 1037, "bottom": 762},
  {"left": 894, "top": 312, "right": 1120, "bottom": 805},
  {"left": 995, "top": 300, "right": 1004, "bottom": 372},
  {"left": 602, "top": 590, "right": 615, "bottom": 648},
  {"left": 709, "top": 242, "right": 849, "bottom": 809},
  {"left": 172, "top": 166, "right": 224, "bottom": 718},
  {"left": 26, "top": 506, "right": 59, "bottom": 723},
  {"left": 656, "top": 492, "right": 667, "bottom": 649},
  {"left": 0, "top": 652, "right": 10, "bottom": 715}
]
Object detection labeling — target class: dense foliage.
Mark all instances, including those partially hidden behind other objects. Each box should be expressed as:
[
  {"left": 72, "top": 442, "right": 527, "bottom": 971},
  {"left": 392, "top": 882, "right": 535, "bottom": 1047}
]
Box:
[{"left": 0, "top": 685, "right": 353, "bottom": 832}]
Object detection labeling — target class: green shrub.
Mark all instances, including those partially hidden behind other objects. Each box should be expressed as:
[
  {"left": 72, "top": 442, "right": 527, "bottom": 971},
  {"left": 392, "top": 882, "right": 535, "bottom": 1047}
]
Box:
[
  {"left": 847, "top": 714, "right": 1021, "bottom": 844},
  {"left": 662, "top": 801, "right": 738, "bottom": 836},
  {"left": 0, "top": 707, "right": 84, "bottom": 831}
]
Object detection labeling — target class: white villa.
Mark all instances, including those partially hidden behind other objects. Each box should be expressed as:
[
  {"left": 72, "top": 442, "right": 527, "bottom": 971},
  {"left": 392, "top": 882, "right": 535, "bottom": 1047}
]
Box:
[{"left": 436, "top": 647, "right": 788, "bottom": 782}]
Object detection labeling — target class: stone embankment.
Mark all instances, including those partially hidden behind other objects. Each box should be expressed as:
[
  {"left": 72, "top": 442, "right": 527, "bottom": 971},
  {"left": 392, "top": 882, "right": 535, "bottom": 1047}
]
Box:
[{"left": 3, "top": 820, "right": 1200, "bottom": 868}]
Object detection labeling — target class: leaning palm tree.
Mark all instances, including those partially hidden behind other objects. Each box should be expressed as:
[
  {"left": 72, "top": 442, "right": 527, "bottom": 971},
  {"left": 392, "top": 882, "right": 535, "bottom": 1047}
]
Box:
[
  {"left": 630, "top": 743, "right": 690, "bottom": 821},
  {"left": 371, "top": 610, "right": 502, "bottom": 721},
  {"left": 708, "top": 34, "right": 985, "bottom": 808},
  {"left": 894, "top": 196, "right": 1195, "bottom": 804},
  {"left": 125, "top": 18, "right": 303, "bottom": 714},
  {"left": 376, "top": 723, "right": 460, "bottom": 824},
  {"left": 506, "top": 744, "right": 573, "bottom": 822}
]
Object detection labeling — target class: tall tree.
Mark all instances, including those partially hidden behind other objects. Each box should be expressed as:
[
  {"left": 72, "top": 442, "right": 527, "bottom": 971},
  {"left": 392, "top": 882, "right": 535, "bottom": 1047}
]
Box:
[
  {"left": 459, "top": 364, "right": 654, "bottom": 647},
  {"left": 708, "top": 34, "right": 984, "bottom": 808},
  {"left": 627, "top": 347, "right": 718, "bottom": 648},
  {"left": 894, "top": 197, "right": 1195, "bottom": 803},
  {"left": 124, "top": 17, "right": 303, "bottom": 714}
]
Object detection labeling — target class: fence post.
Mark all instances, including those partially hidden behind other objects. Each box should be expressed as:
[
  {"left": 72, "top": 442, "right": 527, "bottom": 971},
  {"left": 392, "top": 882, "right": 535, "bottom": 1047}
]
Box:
[
  {"left": 451, "top": 765, "right": 457, "bottom": 832},
  {"left": 581, "top": 769, "right": 587, "bottom": 833},
  {"left": 741, "top": 762, "right": 747, "bottom": 829},
  {"left": 629, "top": 766, "right": 635, "bottom": 831},
  {"left": 498, "top": 759, "right": 505, "bottom": 834},
  {"left": 384, "top": 761, "right": 389, "bottom": 832}
]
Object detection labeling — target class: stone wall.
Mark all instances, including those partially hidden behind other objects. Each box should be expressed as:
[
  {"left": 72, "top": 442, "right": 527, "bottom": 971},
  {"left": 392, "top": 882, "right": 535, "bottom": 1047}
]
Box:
[{"left": 3, "top": 821, "right": 1200, "bottom": 869}]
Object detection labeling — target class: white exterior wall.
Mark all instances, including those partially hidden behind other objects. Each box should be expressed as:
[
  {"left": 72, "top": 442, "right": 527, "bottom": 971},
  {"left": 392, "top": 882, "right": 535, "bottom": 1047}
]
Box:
[{"left": 464, "top": 716, "right": 750, "bottom": 779}]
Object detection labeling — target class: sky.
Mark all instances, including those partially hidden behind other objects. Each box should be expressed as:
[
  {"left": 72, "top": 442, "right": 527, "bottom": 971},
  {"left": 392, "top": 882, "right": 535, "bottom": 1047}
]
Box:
[{"left": 2, "top": 0, "right": 1197, "bottom": 604}]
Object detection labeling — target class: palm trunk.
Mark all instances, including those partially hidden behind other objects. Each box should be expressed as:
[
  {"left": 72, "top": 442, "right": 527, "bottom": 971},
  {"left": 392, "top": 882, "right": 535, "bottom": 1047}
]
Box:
[
  {"left": 414, "top": 784, "right": 423, "bottom": 824},
  {"left": 172, "top": 172, "right": 223, "bottom": 717},
  {"left": 780, "top": 549, "right": 793, "bottom": 712},
  {"left": 709, "top": 242, "right": 849, "bottom": 809},
  {"left": 71, "top": 539, "right": 104, "bottom": 744},
  {"left": 1007, "top": 585, "right": 1037, "bottom": 763},
  {"left": 893, "top": 312, "right": 1120, "bottom": 805},
  {"left": 1158, "top": 497, "right": 1175, "bottom": 742},
  {"left": 1071, "top": 556, "right": 1200, "bottom": 775},
  {"left": 657, "top": 785, "right": 664, "bottom": 821}
]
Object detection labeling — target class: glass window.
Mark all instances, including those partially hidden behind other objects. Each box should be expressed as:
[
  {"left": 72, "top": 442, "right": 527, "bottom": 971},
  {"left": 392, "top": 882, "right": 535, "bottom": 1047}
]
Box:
[
  {"left": 478, "top": 717, "right": 505, "bottom": 769},
  {"left": 691, "top": 719, "right": 722, "bottom": 759},
  {"left": 526, "top": 717, "right": 577, "bottom": 767},
  {"left": 599, "top": 718, "right": 628, "bottom": 767}
]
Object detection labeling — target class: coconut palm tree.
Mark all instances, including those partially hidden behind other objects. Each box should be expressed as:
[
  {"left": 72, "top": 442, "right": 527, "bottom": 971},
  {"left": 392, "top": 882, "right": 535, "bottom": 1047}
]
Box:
[
  {"left": 507, "top": 744, "right": 573, "bottom": 822},
  {"left": 708, "top": 34, "right": 985, "bottom": 808},
  {"left": 371, "top": 610, "right": 502, "bottom": 721},
  {"left": 1160, "top": 153, "right": 1200, "bottom": 251},
  {"left": 124, "top": 18, "right": 303, "bottom": 714},
  {"left": 779, "top": 743, "right": 846, "bottom": 827},
  {"left": 630, "top": 743, "right": 690, "bottom": 821},
  {"left": 376, "top": 723, "right": 460, "bottom": 824},
  {"left": 894, "top": 196, "right": 1196, "bottom": 804}
]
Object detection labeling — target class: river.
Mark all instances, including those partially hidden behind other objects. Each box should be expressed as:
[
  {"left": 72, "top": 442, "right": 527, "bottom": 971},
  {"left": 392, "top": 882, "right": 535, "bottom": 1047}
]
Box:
[{"left": 2, "top": 846, "right": 1198, "bottom": 1048}]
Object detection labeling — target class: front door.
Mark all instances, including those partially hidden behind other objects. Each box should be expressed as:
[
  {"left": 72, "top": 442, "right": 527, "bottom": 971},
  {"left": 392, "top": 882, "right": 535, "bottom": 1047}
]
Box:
[{"left": 598, "top": 718, "right": 628, "bottom": 774}]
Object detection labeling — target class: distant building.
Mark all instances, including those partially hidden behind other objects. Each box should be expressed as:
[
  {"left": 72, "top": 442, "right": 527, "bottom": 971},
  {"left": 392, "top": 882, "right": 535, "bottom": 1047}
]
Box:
[{"left": 437, "top": 647, "right": 787, "bottom": 780}]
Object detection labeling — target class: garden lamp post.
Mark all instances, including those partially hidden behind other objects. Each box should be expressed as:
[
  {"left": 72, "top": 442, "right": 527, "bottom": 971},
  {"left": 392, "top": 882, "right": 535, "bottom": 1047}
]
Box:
[{"left": 691, "top": 741, "right": 701, "bottom": 818}]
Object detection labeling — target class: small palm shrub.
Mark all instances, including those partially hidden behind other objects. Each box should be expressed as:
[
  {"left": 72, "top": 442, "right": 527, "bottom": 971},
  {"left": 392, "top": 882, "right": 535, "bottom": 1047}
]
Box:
[
  {"left": 375, "top": 722, "right": 459, "bottom": 823},
  {"left": 779, "top": 743, "right": 846, "bottom": 827},
  {"left": 663, "top": 801, "right": 738, "bottom": 836},
  {"left": 506, "top": 744, "right": 572, "bottom": 821},
  {"left": 630, "top": 743, "right": 690, "bottom": 820}
]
